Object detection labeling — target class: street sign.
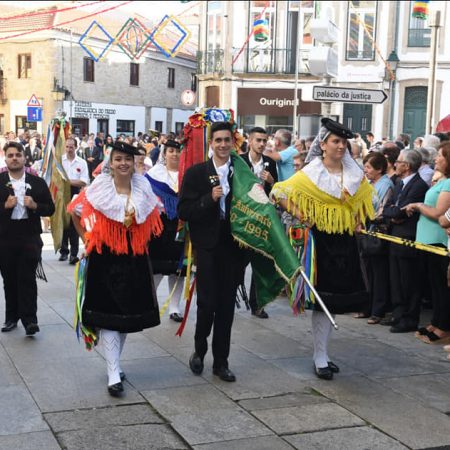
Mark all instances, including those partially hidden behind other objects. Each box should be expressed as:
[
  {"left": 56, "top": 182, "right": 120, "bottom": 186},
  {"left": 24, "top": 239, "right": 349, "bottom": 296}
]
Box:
[
  {"left": 313, "top": 86, "right": 388, "bottom": 104},
  {"left": 27, "top": 107, "right": 42, "bottom": 122},
  {"left": 27, "top": 94, "right": 41, "bottom": 107}
]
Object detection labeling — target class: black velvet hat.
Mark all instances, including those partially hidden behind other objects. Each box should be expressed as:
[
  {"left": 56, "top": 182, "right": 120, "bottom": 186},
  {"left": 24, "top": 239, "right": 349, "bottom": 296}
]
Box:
[
  {"left": 111, "top": 141, "right": 141, "bottom": 156},
  {"left": 164, "top": 139, "right": 181, "bottom": 150},
  {"left": 320, "top": 118, "right": 354, "bottom": 140}
]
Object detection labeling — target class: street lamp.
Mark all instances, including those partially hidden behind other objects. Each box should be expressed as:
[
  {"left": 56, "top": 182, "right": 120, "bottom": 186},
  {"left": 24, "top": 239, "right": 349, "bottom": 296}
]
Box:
[{"left": 386, "top": 50, "right": 400, "bottom": 139}]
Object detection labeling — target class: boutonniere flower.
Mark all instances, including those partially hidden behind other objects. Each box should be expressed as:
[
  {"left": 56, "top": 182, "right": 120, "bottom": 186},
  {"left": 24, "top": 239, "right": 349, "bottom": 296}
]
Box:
[
  {"left": 263, "top": 162, "right": 270, "bottom": 169},
  {"left": 6, "top": 181, "right": 12, "bottom": 189},
  {"left": 25, "top": 183, "right": 32, "bottom": 191},
  {"left": 76, "top": 168, "right": 81, "bottom": 173}
]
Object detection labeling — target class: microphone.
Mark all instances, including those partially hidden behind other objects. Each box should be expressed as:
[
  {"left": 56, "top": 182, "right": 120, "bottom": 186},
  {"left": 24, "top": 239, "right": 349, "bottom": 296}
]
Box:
[{"left": 209, "top": 175, "right": 220, "bottom": 188}]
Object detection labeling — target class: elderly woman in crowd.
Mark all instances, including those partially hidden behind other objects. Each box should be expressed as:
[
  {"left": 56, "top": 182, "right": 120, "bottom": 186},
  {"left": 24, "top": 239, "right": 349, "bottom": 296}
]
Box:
[
  {"left": 404, "top": 142, "right": 450, "bottom": 344},
  {"left": 355, "top": 152, "right": 394, "bottom": 324}
]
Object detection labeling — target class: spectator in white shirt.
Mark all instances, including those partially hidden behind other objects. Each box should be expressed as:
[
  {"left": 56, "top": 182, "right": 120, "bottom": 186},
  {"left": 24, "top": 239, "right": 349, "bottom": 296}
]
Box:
[{"left": 59, "top": 138, "right": 89, "bottom": 264}]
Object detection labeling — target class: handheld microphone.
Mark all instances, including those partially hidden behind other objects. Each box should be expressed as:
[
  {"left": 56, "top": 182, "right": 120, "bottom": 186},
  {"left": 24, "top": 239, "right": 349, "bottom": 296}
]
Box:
[{"left": 209, "top": 175, "right": 220, "bottom": 188}]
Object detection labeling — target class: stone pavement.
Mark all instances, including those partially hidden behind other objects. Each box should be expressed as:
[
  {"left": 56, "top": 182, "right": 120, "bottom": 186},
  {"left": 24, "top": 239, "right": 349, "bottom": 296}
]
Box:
[{"left": 1, "top": 237, "right": 450, "bottom": 449}]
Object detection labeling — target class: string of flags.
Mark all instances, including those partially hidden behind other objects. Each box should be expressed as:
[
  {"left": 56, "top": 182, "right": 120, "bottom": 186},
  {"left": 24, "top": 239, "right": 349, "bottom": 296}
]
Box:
[{"left": 79, "top": 14, "right": 191, "bottom": 62}]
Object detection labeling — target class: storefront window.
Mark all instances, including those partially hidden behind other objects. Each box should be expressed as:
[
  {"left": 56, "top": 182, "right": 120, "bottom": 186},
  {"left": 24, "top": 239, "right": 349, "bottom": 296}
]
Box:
[
  {"left": 116, "top": 120, "right": 135, "bottom": 136},
  {"left": 15, "top": 115, "right": 37, "bottom": 134}
]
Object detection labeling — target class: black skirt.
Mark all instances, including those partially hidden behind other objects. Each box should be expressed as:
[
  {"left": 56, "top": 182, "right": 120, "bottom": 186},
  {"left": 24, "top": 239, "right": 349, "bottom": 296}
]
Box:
[
  {"left": 82, "top": 247, "right": 160, "bottom": 333},
  {"left": 312, "top": 227, "right": 368, "bottom": 314},
  {"left": 148, "top": 214, "right": 184, "bottom": 275}
]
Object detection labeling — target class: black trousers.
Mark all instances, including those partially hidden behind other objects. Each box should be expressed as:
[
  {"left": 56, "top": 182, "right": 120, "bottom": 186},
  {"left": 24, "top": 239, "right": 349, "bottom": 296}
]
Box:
[
  {"left": 389, "top": 246, "right": 422, "bottom": 327},
  {"left": 0, "top": 241, "right": 40, "bottom": 326},
  {"left": 363, "top": 254, "right": 390, "bottom": 318},
  {"left": 60, "top": 218, "right": 79, "bottom": 257},
  {"left": 195, "top": 240, "right": 241, "bottom": 369},
  {"left": 426, "top": 250, "right": 450, "bottom": 331}
]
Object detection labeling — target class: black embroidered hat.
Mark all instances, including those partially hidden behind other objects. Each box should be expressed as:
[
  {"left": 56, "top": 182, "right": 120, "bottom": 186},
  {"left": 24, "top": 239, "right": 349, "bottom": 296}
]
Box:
[
  {"left": 111, "top": 140, "right": 141, "bottom": 156},
  {"left": 164, "top": 139, "right": 181, "bottom": 150},
  {"left": 320, "top": 118, "right": 354, "bottom": 140}
]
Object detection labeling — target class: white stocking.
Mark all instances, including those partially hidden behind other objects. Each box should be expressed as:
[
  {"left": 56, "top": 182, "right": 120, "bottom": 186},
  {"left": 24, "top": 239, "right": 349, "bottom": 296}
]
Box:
[
  {"left": 311, "top": 311, "right": 333, "bottom": 369},
  {"left": 168, "top": 275, "right": 185, "bottom": 315},
  {"left": 100, "top": 329, "right": 122, "bottom": 386}
]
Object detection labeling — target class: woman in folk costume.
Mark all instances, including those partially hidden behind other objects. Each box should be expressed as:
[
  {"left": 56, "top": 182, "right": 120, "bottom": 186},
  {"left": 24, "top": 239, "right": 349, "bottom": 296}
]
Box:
[
  {"left": 68, "top": 141, "right": 162, "bottom": 397},
  {"left": 145, "top": 140, "right": 185, "bottom": 322},
  {"left": 271, "top": 118, "right": 374, "bottom": 380}
]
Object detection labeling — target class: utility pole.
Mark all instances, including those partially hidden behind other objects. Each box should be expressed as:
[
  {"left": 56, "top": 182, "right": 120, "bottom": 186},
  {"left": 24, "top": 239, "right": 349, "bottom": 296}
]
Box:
[
  {"left": 292, "top": 4, "right": 303, "bottom": 138},
  {"left": 426, "top": 10, "right": 441, "bottom": 134}
]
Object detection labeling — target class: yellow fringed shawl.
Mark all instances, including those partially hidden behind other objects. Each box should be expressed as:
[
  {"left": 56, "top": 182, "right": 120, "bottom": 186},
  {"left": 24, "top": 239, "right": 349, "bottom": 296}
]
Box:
[{"left": 272, "top": 170, "right": 375, "bottom": 235}]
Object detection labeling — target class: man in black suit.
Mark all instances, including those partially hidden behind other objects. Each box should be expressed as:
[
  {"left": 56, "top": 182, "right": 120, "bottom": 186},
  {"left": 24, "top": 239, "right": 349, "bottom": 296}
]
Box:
[
  {"left": 240, "top": 127, "right": 278, "bottom": 318},
  {"left": 382, "top": 149, "right": 428, "bottom": 333},
  {"left": 0, "top": 142, "right": 55, "bottom": 335},
  {"left": 178, "top": 121, "right": 243, "bottom": 382}
]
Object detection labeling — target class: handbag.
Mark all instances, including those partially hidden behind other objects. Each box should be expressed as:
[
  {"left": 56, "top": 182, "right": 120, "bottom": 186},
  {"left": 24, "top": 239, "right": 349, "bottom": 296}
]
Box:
[{"left": 358, "top": 224, "right": 388, "bottom": 257}]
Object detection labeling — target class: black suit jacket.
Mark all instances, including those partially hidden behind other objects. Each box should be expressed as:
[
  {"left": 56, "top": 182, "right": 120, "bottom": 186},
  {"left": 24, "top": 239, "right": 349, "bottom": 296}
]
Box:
[
  {"left": 383, "top": 172, "right": 428, "bottom": 242},
  {"left": 0, "top": 171, "right": 55, "bottom": 240},
  {"left": 178, "top": 159, "right": 233, "bottom": 250},
  {"left": 240, "top": 152, "right": 278, "bottom": 196}
]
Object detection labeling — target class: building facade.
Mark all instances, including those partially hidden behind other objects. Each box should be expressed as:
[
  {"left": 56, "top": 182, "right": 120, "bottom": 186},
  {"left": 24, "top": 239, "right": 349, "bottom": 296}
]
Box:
[
  {"left": 196, "top": 0, "right": 450, "bottom": 141},
  {"left": 0, "top": 5, "right": 198, "bottom": 137}
]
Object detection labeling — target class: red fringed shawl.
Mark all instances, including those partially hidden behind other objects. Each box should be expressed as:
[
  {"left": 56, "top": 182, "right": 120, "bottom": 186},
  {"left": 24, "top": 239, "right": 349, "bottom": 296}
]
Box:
[{"left": 68, "top": 191, "right": 163, "bottom": 256}]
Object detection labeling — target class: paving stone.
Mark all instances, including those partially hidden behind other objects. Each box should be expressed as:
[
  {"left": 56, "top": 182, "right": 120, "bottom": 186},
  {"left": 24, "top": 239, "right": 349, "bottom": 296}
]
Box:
[
  {"left": 0, "top": 323, "right": 95, "bottom": 363},
  {"left": 311, "top": 375, "right": 450, "bottom": 449},
  {"left": 385, "top": 373, "right": 450, "bottom": 413},
  {"left": 285, "top": 426, "right": 408, "bottom": 450},
  {"left": 253, "top": 403, "right": 365, "bottom": 434},
  {"left": 0, "top": 431, "right": 61, "bottom": 450},
  {"left": 328, "top": 337, "right": 450, "bottom": 379},
  {"left": 238, "top": 391, "right": 329, "bottom": 411},
  {"left": 14, "top": 356, "right": 143, "bottom": 412},
  {"left": 143, "top": 385, "right": 236, "bottom": 416},
  {"left": 208, "top": 348, "right": 305, "bottom": 400},
  {"left": 33, "top": 301, "right": 66, "bottom": 326},
  {"left": 0, "top": 346, "right": 22, "bottom": 387},
  {"left": 193, "top": 435, "right": 292, "bottom": 450},
  {"left": 109, "top": 333, "right": 169, "bottom": 360},
  {"left": 123, "top": 356, "right": 207, "bottom": 391},
  {"left": 0, "top": 385, "right": 49, "bottom": 435},
  {"left": 170, "top": 408, "right": 272, "bottom": 446},
  {"left": 57, "top": 424, "right": 188, "bottom": 450},
  {"left": 45, "top": 404, "right": 164, "bottom": 432}
]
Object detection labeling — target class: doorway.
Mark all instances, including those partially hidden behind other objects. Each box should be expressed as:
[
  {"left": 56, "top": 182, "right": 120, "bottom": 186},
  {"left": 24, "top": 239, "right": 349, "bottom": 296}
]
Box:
[
  {"left": 403, "top": 86, "right": 427, "bottom": 142},
  {"left": 97, "top": 119, "right": 109, "bottom": 135},
  {"left": 343, "top": 104, "right": 373, "bottom": 140}
]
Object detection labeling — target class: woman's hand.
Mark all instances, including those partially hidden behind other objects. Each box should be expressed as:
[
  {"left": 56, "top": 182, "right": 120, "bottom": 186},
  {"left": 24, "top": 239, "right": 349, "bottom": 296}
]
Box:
[{"left": 402, "top": 203, "right": 422, "bottom": 217}]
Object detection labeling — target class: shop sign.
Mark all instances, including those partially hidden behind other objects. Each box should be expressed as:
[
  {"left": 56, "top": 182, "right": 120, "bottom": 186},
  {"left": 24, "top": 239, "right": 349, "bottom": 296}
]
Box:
[{"left": 73, "top": 101, "right": 117, "bottom": 119}]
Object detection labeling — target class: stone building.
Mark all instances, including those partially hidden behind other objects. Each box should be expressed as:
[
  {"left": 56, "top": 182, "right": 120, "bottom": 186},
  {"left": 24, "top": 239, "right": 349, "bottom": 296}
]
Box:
[{"left": 0, "top": 3, "right": 198, "bottom": 137}]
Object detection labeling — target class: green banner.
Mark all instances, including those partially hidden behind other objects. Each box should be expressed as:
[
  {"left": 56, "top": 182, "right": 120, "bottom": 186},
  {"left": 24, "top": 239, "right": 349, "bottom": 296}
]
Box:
[{"left": 230, "top": 153, "right": 300, "bottom": 307}]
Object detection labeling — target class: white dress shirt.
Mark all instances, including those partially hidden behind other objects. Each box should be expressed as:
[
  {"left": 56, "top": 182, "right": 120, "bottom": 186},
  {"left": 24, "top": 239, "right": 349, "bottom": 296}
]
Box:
[
  {"left": 9, "top": 172, "right": 28, "bottom": 220},
  {"left": 62, "top": 154, "right": 90, "bottom": 185},
  {"left": 249, "top": 153, "right": 264, "bottom": 179},
  {"left": 213, "top": 157, "right": 231, "bottom": 218}
]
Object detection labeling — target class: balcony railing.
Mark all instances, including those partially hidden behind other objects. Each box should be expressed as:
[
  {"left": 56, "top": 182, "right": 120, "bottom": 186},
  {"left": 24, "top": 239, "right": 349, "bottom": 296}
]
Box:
[
  {"left": 232, "top": 48, "right": 311, "bottom": 75},
  {"left": 0, "top": 78, "right": 6, "bottom": 104},
  {"left": 196, "top": 48, "right": 311, "bottom": 75},
  {"left": 345, "top": 49, "right": 376, "bottom": 61},
  {"left": 408, "top": 28, "right": 431, "bottom": 47}
]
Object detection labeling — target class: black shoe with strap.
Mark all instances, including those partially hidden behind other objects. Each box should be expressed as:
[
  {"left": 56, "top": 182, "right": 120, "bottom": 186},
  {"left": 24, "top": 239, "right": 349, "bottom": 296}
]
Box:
[
  {"left": 213, "top": 367, "right": 236, "bottom": 382},
  {"left": 252, "top": 308, "right": 269, "bottom": 319},
  {"left": 315, "top": 365, "right": 333, "bottom": 380}
]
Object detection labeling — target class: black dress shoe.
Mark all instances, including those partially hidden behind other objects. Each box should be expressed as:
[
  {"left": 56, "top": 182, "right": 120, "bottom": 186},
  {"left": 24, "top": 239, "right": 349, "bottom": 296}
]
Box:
[
  {"left": 69, "top": 256, "right": 79, "bottom": 265},
  {"left": 58, "top": 253, "right": 68, "bottom": 261},
  {"left": 120, "top": 371, "right": 126, "bottom": 382},
  {"left": 25, "top": 323, "right": 40, "bottom": 336},
  {"left": 380, "top": 317, "right": 399, "bottom": 327},
  {"left": 213, "top": 367, "right": 236, "bottom": 382},
  {"left": 327, "top": 361, "right": 340, "bottom": 373},
  {"left": 251, "top": 308, "right": 269, "bottom": 319},
  {"left": 189, "top": 352, "right": 204, "bottom": 375},
  {"left": 390, "top": 323, "right": 417, "bottom": 333},
  {"left": 1, "top": 321, "right": 17, "bottom": 332},
  {"left": 169, "top": 313, "right": 183, "bottom": 323},
  {"left": 108, "top": 382, "right": 124, "bottom": 397},
  {"left": 315, "top": 366, "right": 333, "bottom": 380}
]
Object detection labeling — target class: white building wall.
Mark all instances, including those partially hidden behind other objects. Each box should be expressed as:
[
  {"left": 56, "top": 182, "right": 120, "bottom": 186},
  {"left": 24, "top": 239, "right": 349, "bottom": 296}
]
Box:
[
  {"left": 171, "top": 109, "right": 193, "bottom": 132},
  {"left": 150, "top": 107, "right": 167, "bottom": 133}
]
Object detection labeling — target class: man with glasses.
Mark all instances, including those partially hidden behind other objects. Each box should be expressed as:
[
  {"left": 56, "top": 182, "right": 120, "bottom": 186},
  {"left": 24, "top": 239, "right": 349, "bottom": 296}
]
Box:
[{"left": 382, "top": 150, "right": 428, "bottom": 333}]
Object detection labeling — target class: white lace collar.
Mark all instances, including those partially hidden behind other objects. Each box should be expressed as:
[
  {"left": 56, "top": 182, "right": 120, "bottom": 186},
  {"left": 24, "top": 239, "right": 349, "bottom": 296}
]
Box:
[
  {"left": 302, "top": 153, "right": 364, "bottom": 198},
  {"left": 85, "top": 173, "right": 159, "bottom": 224},
  {"left": 147, "top": 163, "right": 178, "bottom": 192}
]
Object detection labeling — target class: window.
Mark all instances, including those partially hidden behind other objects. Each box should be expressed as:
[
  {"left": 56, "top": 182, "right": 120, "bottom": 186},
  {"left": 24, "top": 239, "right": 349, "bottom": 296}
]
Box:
[
  {"left": 130, "top": 63, "right": 139, "bottom": 86},
  {"left": 191, "top": 73, "right": 197, "bottom": 92},
  {"left": 168, "top": 68, "right": 175, "bottom": 88},
  {"left": 175, "top": 122, "right": 184, "bottom": 135},
  {"left": 346, "top": 1, "right": 377, "bottom": 60},
  {"left": 408, "top": 2, "right": 431, "bottom": 47},
  {"left": 116, "top": 120, "right": 135, "bottom": 136},
  {"left": 83, "top": 57, "right": 95, "bottom": 82},
  {"left": 155, "top": 121, "right": 163, "bottom": 133},
  {"left": 18, "top": 54, "right": 31, "bottom": 78}
]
